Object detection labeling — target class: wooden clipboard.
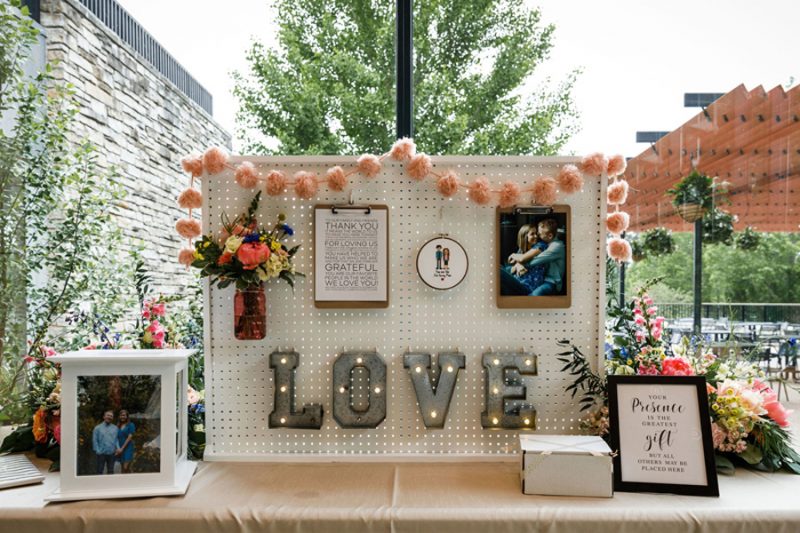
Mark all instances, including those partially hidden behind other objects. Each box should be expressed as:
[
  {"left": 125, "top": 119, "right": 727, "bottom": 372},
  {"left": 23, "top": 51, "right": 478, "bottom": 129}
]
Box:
[{"left": 314, "top": 204, "right": 389, "bottom": 309}]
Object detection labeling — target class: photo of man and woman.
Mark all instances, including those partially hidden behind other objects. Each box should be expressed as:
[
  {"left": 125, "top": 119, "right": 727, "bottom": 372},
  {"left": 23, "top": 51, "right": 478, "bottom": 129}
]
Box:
[
  {"left": 77, "top": 375, "right": 162, "bottom": 476},
  {"left": 498, "top": 209, "right": 569, "bottom": 306}
]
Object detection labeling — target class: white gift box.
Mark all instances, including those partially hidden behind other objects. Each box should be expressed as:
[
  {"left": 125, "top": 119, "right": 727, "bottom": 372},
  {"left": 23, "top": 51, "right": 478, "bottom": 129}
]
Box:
[{"left": 520, "top": 435, "right": 613, "bottom": 497}]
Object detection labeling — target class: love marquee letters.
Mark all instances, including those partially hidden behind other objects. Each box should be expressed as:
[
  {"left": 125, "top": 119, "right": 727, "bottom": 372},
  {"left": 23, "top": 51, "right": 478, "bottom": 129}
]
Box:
[{"left": 268, "top": 349, "right": 538, "bottom": 430}]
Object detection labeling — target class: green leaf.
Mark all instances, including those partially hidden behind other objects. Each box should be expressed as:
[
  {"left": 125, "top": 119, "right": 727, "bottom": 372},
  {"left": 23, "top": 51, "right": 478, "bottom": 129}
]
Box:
[
  {"left": 739, "top": 445, "right": 764, "bottom": 465},
  {"left": 0, "top": 426, "right": 35, "bottom": 453},
  {"left": 714, "top": 454, "right": 736, "bottom": 476}
]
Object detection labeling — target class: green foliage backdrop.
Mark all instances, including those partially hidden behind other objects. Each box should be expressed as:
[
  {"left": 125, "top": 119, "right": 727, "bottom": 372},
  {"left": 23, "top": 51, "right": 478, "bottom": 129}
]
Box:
[{"left": 234, "top": 0, "right": 579, "bottom": 155}]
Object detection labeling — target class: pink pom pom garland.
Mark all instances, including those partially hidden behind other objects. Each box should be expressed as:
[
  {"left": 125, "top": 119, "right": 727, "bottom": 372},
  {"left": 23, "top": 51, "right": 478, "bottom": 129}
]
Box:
[
  {"left": 203, "top": 146, "right": 229, "bottom": 175},
  {"left": 176, "top": 142, "right": 631, "bottom": 264},
  {"left": 234, "top": 161, "right": 259, "bottom": 189},
  {"left": 265, "top": 170, "right": 287, "bottom": 196},
  {"left": 468, "top": 177, "right": 492, "bottom": 205},
  {"left": 294, "top": 171, "right": 319, "bottom": 199},
  {"left": 436, "top": 170, "right": 460, "bottom": 197},
  {"left": 356, "top": 154, "right": 382, "bottom": 178},
  {"left": 607, "top": 238, "right": 632, "bottom": 263},
  {"left": 406, "top": 153, "right": 432, "bottom": 181},
  {"left": 178, "top": 248, "right": 195, "bottom": 267},
  {"left": 177, "top": 187, "right": 202, "bottom": 209},
  {"left": 326, "top": 166, "right": 348, "bottom": 192},
  {"left": 531, "top": 176, "right": 558, "bottom": 206}
]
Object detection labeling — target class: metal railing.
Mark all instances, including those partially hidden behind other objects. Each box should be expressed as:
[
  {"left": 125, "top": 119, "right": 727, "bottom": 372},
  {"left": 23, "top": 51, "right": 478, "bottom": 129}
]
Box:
[
  {"left": 23, "top": 0, "right": 213, "bottom": 114},
  {"left": 657, "top": 303, "right": 800, "bottom": 324}
]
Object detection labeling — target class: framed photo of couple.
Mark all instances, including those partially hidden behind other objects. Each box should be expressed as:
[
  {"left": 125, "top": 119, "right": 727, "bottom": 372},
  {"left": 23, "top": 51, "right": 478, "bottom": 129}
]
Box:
[
  {"left": 497, "top": 205, "right": 571, "bottom": 308},
  {"left": 47, "top": 349, "right": 196, "bottom": 502}
]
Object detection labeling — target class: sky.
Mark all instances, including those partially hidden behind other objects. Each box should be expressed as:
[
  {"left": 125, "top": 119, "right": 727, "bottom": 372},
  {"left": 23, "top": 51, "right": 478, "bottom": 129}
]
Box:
[{"left": 117, "top": 0, "right": 797, "bottom": 158}]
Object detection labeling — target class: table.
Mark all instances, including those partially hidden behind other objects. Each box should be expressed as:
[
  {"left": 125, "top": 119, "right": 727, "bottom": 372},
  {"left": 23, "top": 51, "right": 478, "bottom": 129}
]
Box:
[{"left": 2, "top": 456, "right": 800, "bottom": 532}]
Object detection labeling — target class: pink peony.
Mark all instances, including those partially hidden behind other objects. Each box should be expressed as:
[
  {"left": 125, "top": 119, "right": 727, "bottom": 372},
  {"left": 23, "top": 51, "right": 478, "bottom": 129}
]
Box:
[
  {"left": 638, "top": 365, "right": 660, "bottom": 376},
  {"left": 236, "top": 242, "right": 271, "bottom": 270},
  {"left": 759, "top": 386, "right": 792, "bottom": 427},
  {"left": 661, "top": 357, "right": 694, "bottom": 376}
]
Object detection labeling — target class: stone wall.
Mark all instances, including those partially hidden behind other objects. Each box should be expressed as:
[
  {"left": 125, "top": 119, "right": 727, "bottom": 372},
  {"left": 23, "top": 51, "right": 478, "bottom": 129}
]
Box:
[{"left": 38, "top": 0, "right": 230, "bottom": 294}]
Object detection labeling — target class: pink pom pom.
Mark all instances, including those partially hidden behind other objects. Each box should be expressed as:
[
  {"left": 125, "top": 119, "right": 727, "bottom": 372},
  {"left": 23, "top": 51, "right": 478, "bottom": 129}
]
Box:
[
  {"left": 579, "top": 152, "right": 608, "bottom": 176},
  {"left": 499, "top": 181, "right": 521, "bottom": 208},
  {"left": 234, "top": 161, "right": 259, "bottom": 189},
  {"left": 607, "top": 180, "right": 629, "bottom": 205},
  {"left": 178, "top": 248, "right": 195, "bottom": 267},
  {"left": 606, "top": 211, "right": 630, "bottom": 235},
  {"left": 175, "top": 218, "right": 202, "bottom": 239},
  {"left": 265, "top": 170, "right": 286, "bottom": 196},
  {"left": 180, "top": 153, "right": 204, "bottom": 177},
  {"left": 468, "top": 177, "right": 492, "bottom": 205},
  {"left": 389, "top": 137, "right": 416, "bottom": 161},
  {"left": 357, "top": 154, "right": 382, "bottom": 178},
  {"left": 326, "top": 166, "right": 348, "bottom": 192},
  {"left": 557, "top": 164, "right": 584, "bottom": 194},
  {"left": 177, "top": 188, "right": 203, "bottom": 209},
  {"left": 406, "top": 153, "right": 432, "bottom": 180},
  {"left": 436, "top": 170, "right": 460, "bottom": 197},
  {"left": 532, "top": 176, "right": 558, "bottom": 205},
  {"left": 203, "top": 146, "right": 229, "bottom": 175},
  {"left": 607, "top": 238, "right": 632, "bottom": 263},
  {"left": 607, "top": 154, "right": 627, "bottom": 177},
  {"left": 294, "top": 171, "right": 318, "bottom": 199}
]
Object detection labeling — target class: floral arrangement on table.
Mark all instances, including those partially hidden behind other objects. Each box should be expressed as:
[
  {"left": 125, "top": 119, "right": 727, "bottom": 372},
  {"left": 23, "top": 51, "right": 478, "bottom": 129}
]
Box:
[
  {"left": 173, "top": 139, "right": 635, "bottom": 267},
  {"left": 188, "top": 191, "right": 302, "bottom": 339},
  {"left": 559, "top": 287, "right": 800, "bottom": 474}
]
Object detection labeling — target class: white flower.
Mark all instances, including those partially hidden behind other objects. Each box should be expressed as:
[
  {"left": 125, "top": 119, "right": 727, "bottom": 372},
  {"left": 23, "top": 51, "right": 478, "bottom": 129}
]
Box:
[{"left": 224, "top": 235, "right": 244, "bottom": 254}]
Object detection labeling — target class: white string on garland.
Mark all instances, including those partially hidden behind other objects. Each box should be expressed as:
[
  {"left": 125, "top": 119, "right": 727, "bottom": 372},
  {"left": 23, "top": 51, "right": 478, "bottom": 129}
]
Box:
[{"left": 173, "top": 138, "right": 632, "bottom": 265}]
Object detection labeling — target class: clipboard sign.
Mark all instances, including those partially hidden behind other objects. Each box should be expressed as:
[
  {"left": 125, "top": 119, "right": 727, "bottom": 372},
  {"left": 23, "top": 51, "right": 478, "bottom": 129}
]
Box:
[{"left": 314, "top": 204, "right": 389, "bottom": 308}]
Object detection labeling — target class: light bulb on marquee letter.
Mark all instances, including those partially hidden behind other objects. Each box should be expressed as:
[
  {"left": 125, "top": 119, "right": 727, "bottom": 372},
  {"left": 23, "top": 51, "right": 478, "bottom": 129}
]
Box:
[{"left": 480, "top": 351, "right": 538, "bottom": 430}]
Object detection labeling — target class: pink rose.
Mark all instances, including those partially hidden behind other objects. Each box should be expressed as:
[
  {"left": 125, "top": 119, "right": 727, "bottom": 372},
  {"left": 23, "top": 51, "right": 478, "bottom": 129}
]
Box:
[
  {"left": 142, "top": 309, "right": 151, "bottom": 320},
  {"left": 236, "top": 242, "right": 271, "bottom": 270},
  {"left": 151, "top": 303, "right": 166, "bottom": 316},
  {"left": 633, "top": 308, "right": 642, "bottom": 315},
  {"left": 661, "top": 356, "right": 694, "bottom": 376}
]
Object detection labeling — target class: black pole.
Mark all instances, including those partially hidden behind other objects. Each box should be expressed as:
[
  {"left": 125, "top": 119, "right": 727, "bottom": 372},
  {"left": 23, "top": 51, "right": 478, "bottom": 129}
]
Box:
[
  {"left": 619, "top": 231, "right": 626, "bottom": 305},
  {"left": 693, "top": 220, "right": 703, "bottom": 336},
  {"left": 395, "top": 0, "right": 413, "bottom": 139}
]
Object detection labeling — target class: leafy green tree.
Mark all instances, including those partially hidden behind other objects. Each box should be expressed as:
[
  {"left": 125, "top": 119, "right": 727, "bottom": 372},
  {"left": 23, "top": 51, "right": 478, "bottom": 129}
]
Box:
[
  {"left": 234, "top": 0, "right": 579, "bottom": 155},
  {"left": 0, "top": 2, "right": 135, "bottom": 423},
  {"left": 626, "top": 233, "right": 800, "bottom": 305}
]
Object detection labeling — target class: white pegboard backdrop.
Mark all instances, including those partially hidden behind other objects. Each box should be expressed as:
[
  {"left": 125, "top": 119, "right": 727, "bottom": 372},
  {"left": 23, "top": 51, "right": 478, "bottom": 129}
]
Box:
[{"left": 202, "top": 156, "right": 606, "bottom": 460}]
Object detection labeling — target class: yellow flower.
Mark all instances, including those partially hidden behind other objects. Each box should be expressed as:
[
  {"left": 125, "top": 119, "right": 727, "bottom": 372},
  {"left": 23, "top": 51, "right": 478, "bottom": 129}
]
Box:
[
  {"left": 270, "top": 241, "right": 281, "bottom": 252},
  {"left": 193, "top": 251, "right": 204, "bottom": 260},
  {"left": 259, "top": 235, "right": 267, "bottom": 242},
  {"left": 203, "top": 241, "right": 210, "bottom": 248}
]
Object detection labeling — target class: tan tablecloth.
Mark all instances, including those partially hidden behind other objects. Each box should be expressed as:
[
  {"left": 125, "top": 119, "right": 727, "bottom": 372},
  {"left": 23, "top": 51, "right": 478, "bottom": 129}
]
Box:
[{"left": 2, "top": 457, "right": 800, "bottom": 532}]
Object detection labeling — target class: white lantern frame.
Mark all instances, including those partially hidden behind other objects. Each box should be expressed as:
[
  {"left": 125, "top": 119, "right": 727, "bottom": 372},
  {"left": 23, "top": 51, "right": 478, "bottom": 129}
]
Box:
[{"left": 46, "top": 350, "right": 196, "bottom": 502}]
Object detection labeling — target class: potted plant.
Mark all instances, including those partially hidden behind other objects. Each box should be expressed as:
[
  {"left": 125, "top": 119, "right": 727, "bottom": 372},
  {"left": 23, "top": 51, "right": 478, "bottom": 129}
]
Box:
[
  {"left": 627, "top": 234, "right": 646, "bottom": 262},
  {"left": 702, "top": 208, "right": 736, "bottom": 245},
  {"left": 735, "top": 226, "right": 761, "bottom": 251},
  {"left": 641, "top": 227, "right": 675, "bottom": 257},
  {"left": 666, "top": 170, "right": 717, "bottom": 222}
]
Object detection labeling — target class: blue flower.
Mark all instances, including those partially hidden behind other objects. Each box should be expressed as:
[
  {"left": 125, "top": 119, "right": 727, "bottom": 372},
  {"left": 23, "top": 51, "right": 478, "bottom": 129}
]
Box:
[
  {"left": 242, "top": 233, "right": 261, "bottom": 243},
  {"left": 282, "top": 224, "right": 294, "bottom": 236}
]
